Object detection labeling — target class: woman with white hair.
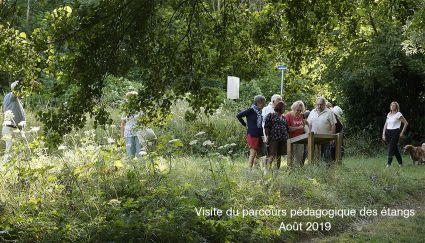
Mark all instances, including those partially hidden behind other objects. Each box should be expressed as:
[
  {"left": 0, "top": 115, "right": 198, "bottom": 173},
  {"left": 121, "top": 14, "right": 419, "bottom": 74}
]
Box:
[
  {"left": 285, "top": 101, "right": 306, "bottom": 166},
  {"left": 237, "top": 95, "right": 266, "bottom": 168},
  {"left": 382, "top": 101, "right": 408, "bottom": 167}
]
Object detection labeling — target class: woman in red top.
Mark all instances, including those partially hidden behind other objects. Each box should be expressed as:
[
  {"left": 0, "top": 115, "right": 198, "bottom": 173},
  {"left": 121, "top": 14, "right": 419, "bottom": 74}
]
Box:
[{"left": 285, "top": 101, "right": 306, "bottom": 166}]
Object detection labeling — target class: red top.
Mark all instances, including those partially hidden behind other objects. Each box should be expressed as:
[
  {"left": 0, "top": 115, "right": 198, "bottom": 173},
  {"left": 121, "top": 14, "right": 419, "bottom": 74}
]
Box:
[{"left": 285, "top": 112, "right": 305, "bottom": 138}]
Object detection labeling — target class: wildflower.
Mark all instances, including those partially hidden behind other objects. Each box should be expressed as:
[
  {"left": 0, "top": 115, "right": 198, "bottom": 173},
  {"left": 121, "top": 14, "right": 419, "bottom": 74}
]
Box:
[
  {"left": 228, "top": 150, "right": 233, "bottom": 154},
  {"left": 168, "top": 139, "right": 183, "bottom": 148},
  {"left": 84, "top": 130, "right": 95, "bottom": 137},
  {"left": 168, "top": 138, "right": 181, "bottom": 144},
  {"left": 203, "top": 140, "right": 214, "bottom": 147},
  {"left": 2, "top": 120, "right": 12, "bottom": 126},
  {"left": 4, "top": 110, "right": 14, "bottom": 121},
  {"left": 20, "top": 131, "right": 26, "bottom": 139},
  {"left": 110, "top": 124, "right": 117, "bottom": 129},
  {"left": 139, "top": 151, "right": 147, "bottom": 156},
  {"left": 218, "top": 146, "right": 224, "bottom": 150},
  {"left": 30, "top": 127, "right": 40, "bottom": 133},
  {"left": 18, "top": 121, "right": 26, "bottom": 127},
  {"left": 108, "top": 199, "right": 121, "bottom": 207},
  {"left": 58, "top": 145, "right": 67, "bottom": 150},
  {"left": 107, "top": 138, "right": 115, "bottom": 144},
  {"left": 194, "top": 131, "right": 206, "bottom": 137},
  {"left": 12, "top": 129, "right": 20, "bottom": 134},
  {"left": 1, "top": 134, "right": 12, "bottom": 141},
  {"left": 189, "top": 140, "right": 198, "bottom": 146},
  {"left": 229, "top": 143, "right": 237, "bottom": 147}
]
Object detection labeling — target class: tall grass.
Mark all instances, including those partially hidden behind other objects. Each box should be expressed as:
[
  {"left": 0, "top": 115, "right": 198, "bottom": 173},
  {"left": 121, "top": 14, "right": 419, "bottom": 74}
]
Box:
[{"left": 0, "top": 126, "right": 423, "bottom": 242}]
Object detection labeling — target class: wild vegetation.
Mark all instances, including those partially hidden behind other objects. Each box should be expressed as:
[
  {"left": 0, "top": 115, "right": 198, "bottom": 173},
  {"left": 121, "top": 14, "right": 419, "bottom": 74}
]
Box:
[{"left": 1, "top": 0, "right": 425, "bottom": 242}]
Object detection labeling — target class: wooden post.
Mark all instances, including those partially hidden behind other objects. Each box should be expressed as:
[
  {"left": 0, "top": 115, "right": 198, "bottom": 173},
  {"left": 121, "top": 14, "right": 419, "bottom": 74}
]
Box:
[
  {"left": 308, "top": 132, "right": 315, "bottom": 164},
  {"left": 335, "top": 132, "right": 343, "bottom": 164},
  {"left": 287, "top": 139, "right": 292, "bottom": 167}
]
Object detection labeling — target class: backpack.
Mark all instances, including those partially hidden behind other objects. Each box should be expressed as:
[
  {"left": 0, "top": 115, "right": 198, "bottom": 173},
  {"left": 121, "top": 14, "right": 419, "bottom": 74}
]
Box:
[{"left": 335, "top": 116, "right": 343, "bottom": 133}]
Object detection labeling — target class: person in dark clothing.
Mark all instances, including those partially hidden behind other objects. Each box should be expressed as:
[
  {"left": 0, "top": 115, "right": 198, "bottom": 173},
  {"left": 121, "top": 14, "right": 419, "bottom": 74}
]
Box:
[
  {"left": 330, "top": 106, "right": 344, "bottom": 160},
  {"left": 264, "top": 101, "right": 288, "bottom": 172},
  {"left": 302, "top": 101, "right": 310, "bottom": 164},
  {"left": 237, "top": 95, "right": 266, "bottom": 168}
]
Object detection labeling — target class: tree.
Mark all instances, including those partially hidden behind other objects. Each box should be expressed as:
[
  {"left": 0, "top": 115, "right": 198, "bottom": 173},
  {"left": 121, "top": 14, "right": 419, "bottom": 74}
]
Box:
[{"left": 324, "top": 26, "right": 425, "bottom": 141}]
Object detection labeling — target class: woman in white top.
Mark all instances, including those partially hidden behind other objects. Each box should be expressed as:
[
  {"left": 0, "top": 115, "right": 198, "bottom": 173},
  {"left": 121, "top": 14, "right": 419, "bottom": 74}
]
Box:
[{"left": 382, "top": 101, "right": 408, "bottom": 167}]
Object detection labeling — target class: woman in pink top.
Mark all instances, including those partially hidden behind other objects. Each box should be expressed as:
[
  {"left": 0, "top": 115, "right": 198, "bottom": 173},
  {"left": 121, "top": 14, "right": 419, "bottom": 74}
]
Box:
[
  {"left": 285, "top": 101, "right": 306, "bottom": 166},
  {"left": 382, "top": 101, "right": 408, "bottom": 167}
]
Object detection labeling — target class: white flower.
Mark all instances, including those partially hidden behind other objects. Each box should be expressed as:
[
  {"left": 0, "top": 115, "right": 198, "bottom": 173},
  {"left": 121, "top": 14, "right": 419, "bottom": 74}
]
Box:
[
  {"left": 218, "top": 146, "right": 224, "bottom": 150},
  {"left": 20, "top": 131, "right": 26, "bottom": 139},
  {"left": 12, "top": 129, "right": 20, "bottom": 134},
  {"left": 108, "top": 199, "right": 121, "bottom": 207},
  {"left": 203, "top": 140, "right": 214, "bottom": 147},
  {"left": 168, "top": 139, "right": 181, "bottom": 144},
  {"left": 228, "top": 150, "right": 233, "bottom": 154},
  {"left": 189, "top": 140, "right": 198, "bottom": 146},
  {"left": 18, "top": 121, "right": 26, "bottom": 127},
  {"left": 2, "top": 120, "right": 12, "bottom": 126},
  {"left": 84, "top": 130, "right": 95, "bottom": 137},
  {"left": 30, "top": 127, "right": 40, "bottom": 133},
  {"left": 58, "top": 145, "right": 67, "bottom": 150},
  {"left": 107, "top": 138, "right": 115, "bottom": 144},
  {"left": 1, "top": 134, "right": 12, "bottom": 141},
  {"left": 194, "top": 131, "right": 206, "bottom": 137},
  {"left": 110, "top": 124, "right": 117, "bottom": 129},
  {"left": 139, "top": 151, "right": 147, "bottom": 156},
  {"left": 229, "top": 143, "right": 237, "bottom": 147},
  {"left": 4, "top": 110, "right": 14, "bottom": 121}
]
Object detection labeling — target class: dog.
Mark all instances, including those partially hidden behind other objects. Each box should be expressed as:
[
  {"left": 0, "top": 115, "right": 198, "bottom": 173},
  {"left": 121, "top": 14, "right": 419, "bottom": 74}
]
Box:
[{"left": 403, "top": 145, "right": 425, "bottom": 165}]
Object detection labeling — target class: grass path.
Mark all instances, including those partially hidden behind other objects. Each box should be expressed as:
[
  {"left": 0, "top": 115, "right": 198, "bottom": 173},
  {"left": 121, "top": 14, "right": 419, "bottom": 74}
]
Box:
[{"left": 307, "top": 156, "right": 425, "bottom": 243}]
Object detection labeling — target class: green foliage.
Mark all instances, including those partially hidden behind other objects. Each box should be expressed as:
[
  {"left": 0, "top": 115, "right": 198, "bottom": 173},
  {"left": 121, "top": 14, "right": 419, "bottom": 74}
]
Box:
[
  {"left": 402, "top": 1, "right": 425, "bottom": 55},
  {"left": 324, "top": 25, "right": 425, "bottom": 142},
  {"left": 0, "top": 24, "right": 40, "bottom": 95}
]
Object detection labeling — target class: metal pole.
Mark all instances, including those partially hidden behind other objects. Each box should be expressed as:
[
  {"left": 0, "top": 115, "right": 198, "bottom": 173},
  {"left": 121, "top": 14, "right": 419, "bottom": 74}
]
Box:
[{"left": 280, "top": 69, "right": 284, "bottom": 95}]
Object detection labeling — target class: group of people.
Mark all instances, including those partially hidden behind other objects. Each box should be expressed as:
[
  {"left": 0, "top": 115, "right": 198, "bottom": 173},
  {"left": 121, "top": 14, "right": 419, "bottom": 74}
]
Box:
[
  {"left": 0, "top": 83, "right": 154, "bottom": 161},
  {"left": 0, "top": 81, "right": 412, "bottom": 168},
  {"left": 237, "top": 94, "right": 344, "bottom": 171}
]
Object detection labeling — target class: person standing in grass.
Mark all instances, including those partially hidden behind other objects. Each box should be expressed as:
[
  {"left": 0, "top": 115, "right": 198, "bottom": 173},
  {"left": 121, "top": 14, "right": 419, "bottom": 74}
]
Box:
[
  {"left": 237, "top": 95, "right": 266, "bottom": 168},
  {"left": 120, "top": 91, "right": 142, "bottom": 158},
  {"left": 2, "top": 81, "right": 26, "bottom": 160},
  {"left": 264, "top": 101, "right": 288, "bottom": 172},
  {"left": 261, "top": 94, "right": 282, "bottom": 163},
  {"left": 330, "top": 105, "right": 344, "bottom": 160},
  {"left": 307, "top": 97, "right": 336, "bottom": 162},
  {"left": 285, "top": 101, "right": 306, "bottom": 166},
  {"left": 382, "top": 101, "right": 408, "bottom": 167}
]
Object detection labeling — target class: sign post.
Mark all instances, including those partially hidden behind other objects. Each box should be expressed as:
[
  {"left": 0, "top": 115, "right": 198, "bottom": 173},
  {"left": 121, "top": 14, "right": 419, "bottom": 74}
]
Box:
[
  {"left": 277, "top": 65, "right": 287, "bottom": 95},
  {"left": 227, "top": 76, "right": 240, "bottom": 100}
]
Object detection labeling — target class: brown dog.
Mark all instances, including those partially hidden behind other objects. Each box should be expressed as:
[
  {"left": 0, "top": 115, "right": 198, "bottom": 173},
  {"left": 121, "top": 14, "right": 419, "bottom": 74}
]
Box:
[{"left": 403, "top": 145, "right": 425, "bottom": 165}]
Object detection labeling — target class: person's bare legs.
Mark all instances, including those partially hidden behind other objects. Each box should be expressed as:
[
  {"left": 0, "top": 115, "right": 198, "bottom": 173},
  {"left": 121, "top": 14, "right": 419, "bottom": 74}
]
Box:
[
  {"left": 275, "top": 156, "right": 281, "bottom": 169},
  {"left": 264, "top": 156, "right": 275, "bottom": 174},
  {"left": 249, "top": 149, "right": 257, "bottom": 168}
]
